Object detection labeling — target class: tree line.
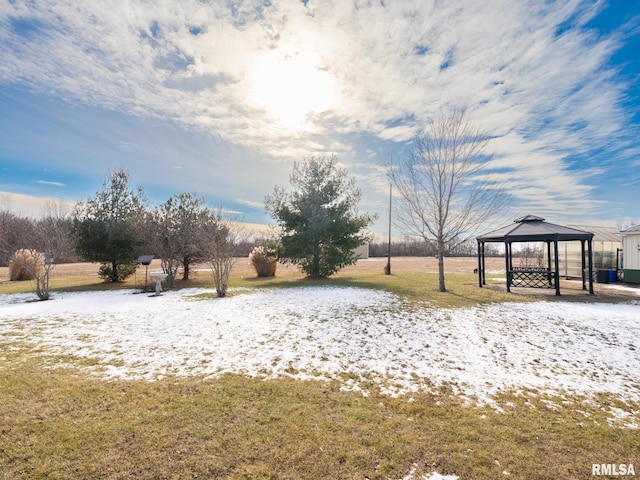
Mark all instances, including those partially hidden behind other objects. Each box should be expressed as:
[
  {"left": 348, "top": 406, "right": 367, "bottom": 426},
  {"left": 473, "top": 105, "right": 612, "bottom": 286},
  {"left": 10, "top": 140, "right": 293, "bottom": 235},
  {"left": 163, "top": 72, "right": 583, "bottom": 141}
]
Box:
[
  {"left": 2, "top": 109, "right": 507, "bottom": 299},
  {"left": 368, "top": 238, "right": 503, "bottom": 258},
  {"left": 0, "top": 169, "right": 248, "bottom": 300},
  {"left": 1, "top": 157, "right": 375, "bottom": 301}
]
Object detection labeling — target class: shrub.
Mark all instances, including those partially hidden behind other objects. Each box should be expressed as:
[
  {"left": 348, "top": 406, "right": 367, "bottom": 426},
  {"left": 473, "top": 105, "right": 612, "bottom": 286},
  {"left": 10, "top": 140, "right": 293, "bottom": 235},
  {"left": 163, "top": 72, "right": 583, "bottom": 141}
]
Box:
[
  {"left": 98, "top": 261, "right": 138, "bottom": 282},
  {"left": 9, "top": 249, "right": 44, "bottom": 281},
  {"left": 249, "top": 246, "right": 277, "bottom": 277}
]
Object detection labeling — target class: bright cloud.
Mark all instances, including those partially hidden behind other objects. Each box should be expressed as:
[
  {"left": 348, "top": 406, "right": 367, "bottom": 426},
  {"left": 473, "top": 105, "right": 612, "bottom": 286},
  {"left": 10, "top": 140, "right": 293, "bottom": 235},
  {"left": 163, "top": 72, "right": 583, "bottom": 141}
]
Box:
[{"left": 0, "top": 0, "right": 638, "bottom": 227}]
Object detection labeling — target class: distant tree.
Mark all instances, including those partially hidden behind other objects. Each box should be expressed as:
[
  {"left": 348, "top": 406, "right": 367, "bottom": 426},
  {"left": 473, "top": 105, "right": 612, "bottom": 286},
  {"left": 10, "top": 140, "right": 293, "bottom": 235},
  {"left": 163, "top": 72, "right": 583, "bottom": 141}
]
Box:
[
  {"left": 617, "top": 217, "right": 638, "bottom": 231},
  {"left": 388, "top": 109, "right": 506, "bottom": 292},
  {"left": 1, "top": 201, "right": 72, "bottom": 300},
  {"left": 0, "top": 209, "right": 36, "bottom": 267},
  {"left": 22, "top": 202, "right": 72, "bottom": 300},
  {"left": 265, "top": 155, "right": 375, "bottom": 278},
  {"left": 148, "top": 193, "right": 210, "bottom": 288},
  {"left": 72, "top": 168, "right": 147, "bottom": 282}
]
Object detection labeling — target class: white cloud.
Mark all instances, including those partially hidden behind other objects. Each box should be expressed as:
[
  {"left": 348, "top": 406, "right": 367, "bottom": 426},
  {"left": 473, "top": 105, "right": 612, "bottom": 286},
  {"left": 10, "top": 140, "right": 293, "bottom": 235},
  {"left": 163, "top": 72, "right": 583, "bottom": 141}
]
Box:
[
  {"left": 0, "top": 191, "right": 74, "bottom": 216},
  {"left": 0, "top": 0, "right": 637, "bottom": 226},
  {"left": 35, "top": 180, "right": 64, "bottom": 187}
]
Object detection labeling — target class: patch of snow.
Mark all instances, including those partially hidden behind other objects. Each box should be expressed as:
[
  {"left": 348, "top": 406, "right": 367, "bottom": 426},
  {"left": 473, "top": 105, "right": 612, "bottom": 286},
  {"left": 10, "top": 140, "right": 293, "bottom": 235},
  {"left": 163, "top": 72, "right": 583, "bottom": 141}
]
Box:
[
  {"left": 1, "top": 287, "right": 639, "bottom": 416},
  {"left": 397, "top": 464, "right": 458, "bottom": 480},
  {"left": 602, "top": 283, "right": 640, "bottom": 295}
]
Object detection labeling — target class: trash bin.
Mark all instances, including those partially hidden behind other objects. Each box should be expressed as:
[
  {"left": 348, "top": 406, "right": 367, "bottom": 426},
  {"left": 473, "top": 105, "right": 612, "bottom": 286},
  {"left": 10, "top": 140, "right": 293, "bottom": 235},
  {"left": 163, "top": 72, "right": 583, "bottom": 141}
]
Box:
[
  {"left": 596, "top": 270, "right": 610, "bottom": 284},
  {"left": 608, "top": 269, "right": 617, "bottom": 284}
]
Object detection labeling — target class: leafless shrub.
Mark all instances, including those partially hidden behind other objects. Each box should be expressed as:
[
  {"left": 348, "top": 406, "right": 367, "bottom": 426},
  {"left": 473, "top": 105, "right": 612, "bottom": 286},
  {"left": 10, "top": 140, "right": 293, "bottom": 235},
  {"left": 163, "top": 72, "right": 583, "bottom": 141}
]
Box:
[
  {"left": 9, "top": 249, "right": 44, "bottom": 281},
  {"left": 249, "top": 246, "right": 277, "bottom": 277},
  {"left": 200, "top": 210, "right": 248, "bottom": 297}
]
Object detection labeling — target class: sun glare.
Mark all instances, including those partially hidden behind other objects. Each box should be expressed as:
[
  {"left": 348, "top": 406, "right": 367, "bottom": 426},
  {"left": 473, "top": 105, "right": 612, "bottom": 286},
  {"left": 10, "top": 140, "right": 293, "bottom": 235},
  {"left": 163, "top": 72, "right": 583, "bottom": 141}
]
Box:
[{"left": 247, "top": 50, "right": 340, "bottom": 129}]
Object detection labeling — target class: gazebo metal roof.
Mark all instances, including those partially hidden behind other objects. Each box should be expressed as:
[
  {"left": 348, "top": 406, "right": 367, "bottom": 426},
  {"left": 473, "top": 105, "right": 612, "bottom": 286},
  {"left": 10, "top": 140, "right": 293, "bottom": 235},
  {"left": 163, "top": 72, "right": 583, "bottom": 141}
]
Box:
[
  {"left": 477, "top": 215, "right": 593, "bottom": 243},
  {"left": 476, "top": 215, "right": 594, "bottom": 295}
]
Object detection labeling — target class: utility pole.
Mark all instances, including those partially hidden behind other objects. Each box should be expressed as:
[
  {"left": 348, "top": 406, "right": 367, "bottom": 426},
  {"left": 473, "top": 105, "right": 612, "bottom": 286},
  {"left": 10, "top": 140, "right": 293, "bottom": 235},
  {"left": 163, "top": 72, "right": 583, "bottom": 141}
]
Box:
[{"left": 385, "top": 184, "right": 392, "bottom": 275}]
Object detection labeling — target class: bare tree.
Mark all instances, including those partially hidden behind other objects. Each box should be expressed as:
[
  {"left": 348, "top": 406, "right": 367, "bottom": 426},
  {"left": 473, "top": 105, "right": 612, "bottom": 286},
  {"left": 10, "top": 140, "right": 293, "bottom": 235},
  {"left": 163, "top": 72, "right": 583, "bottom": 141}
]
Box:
[
  {"left": 147, "top": 193, "right": 210, "bottom": 288},
  {"left": 617, "top": 217, "right": 638, "bottom": 231},
  {"left": 200, "top": 210, "right": 247, "bottom": 298},
  {"left": 0, "top": 209, "right": 36, "bottom": 267},
  {"left": 7, "top": 201, "right": 72, "bottom": 300},
  {"left": 388, "top": 109, "right": 506, "bottom": 292}
]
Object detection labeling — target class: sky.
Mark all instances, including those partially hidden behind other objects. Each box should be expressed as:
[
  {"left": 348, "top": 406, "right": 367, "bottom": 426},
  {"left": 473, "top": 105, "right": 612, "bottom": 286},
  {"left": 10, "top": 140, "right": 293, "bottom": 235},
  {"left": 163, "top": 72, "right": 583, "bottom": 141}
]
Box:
[{"left": 1, "top": 0, "right": 639, "bottom": 235}]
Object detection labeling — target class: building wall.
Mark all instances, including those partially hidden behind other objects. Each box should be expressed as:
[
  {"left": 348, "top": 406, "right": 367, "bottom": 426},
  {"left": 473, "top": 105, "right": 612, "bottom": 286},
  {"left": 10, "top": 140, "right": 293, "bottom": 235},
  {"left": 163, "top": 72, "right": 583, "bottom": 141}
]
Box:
[
  {"left": 622, "top": 233, "right": 640, "bottom": 270},
  {"left": 623, "top": 269, "right": 640, "bottom": 284}
]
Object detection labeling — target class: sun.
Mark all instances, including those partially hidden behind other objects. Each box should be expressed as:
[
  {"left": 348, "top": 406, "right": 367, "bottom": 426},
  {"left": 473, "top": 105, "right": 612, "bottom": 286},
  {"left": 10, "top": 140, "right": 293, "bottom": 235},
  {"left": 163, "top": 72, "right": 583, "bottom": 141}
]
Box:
[{"left": 247, "top": 49, "right": 340, "bottom": 129}]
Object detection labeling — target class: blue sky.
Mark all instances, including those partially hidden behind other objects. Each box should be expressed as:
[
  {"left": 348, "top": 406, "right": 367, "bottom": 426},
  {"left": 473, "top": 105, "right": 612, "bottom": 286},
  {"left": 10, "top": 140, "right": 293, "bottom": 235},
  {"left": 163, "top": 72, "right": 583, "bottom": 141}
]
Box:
[{"left": 1, "top": 0, "right": 639, "bottom": 235}]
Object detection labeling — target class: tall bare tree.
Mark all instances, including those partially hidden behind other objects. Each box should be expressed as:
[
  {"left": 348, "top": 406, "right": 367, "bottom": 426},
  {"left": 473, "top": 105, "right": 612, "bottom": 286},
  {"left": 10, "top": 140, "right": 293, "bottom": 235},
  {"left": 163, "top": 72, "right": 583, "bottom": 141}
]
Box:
[
  {"left": 388, "top": 109, "right": 506, "bottom": 292},
  {"left": 0, "top": 209, "right": 36, "bottom": 267}
]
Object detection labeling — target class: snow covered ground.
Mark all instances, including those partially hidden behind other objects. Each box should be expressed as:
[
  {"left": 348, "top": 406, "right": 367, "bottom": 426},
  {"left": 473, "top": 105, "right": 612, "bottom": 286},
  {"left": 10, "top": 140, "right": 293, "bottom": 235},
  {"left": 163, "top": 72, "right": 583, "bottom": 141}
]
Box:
[
  {"left": 1, "top": 286, "right": 639, "bottom": 419},
  {"left": 2, "top": 285, "right": 639, "bottom": 479}
]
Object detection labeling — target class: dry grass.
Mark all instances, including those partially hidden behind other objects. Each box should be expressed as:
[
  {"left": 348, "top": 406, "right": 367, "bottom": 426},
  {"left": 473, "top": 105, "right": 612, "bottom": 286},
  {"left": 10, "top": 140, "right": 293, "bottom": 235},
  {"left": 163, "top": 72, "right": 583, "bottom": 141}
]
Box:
[
  {"left": 1, "top": 257, "right": 639, "bottom": 478},
  {"left": 1, "top": 354, "right": 637, "bottom": 480}
]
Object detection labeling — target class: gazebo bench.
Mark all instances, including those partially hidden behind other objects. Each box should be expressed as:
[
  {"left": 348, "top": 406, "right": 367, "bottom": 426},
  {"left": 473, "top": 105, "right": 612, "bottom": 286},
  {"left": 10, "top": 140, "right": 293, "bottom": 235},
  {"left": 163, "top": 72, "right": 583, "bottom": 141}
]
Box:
[{"left": 509, "top": 266, "right": 555, "bottom": 288}]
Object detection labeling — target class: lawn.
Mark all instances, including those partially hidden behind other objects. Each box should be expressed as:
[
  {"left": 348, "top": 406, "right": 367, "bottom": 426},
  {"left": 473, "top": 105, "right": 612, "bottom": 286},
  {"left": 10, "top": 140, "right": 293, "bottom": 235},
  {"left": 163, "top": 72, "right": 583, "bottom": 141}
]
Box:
[{"left": 1, "top": 260, "right": 639, "bottom": 479}]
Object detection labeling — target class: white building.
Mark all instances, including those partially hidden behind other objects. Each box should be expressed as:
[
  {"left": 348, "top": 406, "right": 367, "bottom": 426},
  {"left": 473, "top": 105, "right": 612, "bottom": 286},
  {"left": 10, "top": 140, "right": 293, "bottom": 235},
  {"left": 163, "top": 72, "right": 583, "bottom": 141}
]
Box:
[{"left": 621, "top": 225, "right": 640, "bottom": 284}]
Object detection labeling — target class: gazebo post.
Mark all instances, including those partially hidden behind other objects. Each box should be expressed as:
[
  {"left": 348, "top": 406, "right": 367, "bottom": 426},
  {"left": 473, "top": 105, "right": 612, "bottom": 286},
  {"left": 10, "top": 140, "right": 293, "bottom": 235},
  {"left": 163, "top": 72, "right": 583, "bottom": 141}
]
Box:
[
  {"left": 546, "top": 241, "right": 552, "bottom": 286},
  {"left": 588, "top": 238, "right": 594, "bottom": 294},
  {"left": 477, "top": 241, "right": 483, "bottom": 288},
  {"left": 481, "top": 242, "right": 486, "bottom": 285},
  {"left": 505, "top": 241, "right": 511, "bottom": 292},
  {"left": 580, "top": 239, "right": 587, "bottom": 291},
  {"left": 553, "top": 235, "right": 560, "bottom": 295}
]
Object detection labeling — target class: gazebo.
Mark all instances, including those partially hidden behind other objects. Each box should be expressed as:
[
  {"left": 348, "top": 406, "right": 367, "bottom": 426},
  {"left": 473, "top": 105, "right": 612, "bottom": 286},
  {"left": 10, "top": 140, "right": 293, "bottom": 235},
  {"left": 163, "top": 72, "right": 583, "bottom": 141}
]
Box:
[{"left": 476, "top": 215, "right": 594, "bottom": 295}]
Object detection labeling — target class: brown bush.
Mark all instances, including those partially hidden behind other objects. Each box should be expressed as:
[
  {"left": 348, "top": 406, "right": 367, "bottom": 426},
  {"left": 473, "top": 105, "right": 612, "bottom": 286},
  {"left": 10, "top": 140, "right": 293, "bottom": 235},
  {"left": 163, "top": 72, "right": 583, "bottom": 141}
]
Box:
[
  {"left": 249, "top": 246, "right": 277, "bottom": 277},
  {"left": 9, "top": 249, "right": 44, "bottom": 281}
]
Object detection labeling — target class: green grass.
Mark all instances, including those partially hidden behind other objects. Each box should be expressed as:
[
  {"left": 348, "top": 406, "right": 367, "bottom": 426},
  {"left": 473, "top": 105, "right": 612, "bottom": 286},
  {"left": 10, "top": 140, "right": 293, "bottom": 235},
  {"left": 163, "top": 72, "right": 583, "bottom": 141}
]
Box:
[
  {"left": 1, "top": 356, "right": 637, "bottom": 480},
  {"left": 230, "top": 271, "right": 529, "bottom": 308}
]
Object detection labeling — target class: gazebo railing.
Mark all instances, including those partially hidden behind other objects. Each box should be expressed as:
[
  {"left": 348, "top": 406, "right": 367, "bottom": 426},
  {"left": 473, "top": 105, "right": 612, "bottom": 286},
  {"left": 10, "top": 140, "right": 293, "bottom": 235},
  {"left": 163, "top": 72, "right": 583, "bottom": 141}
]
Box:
[{"left": 509, "top": 266, "right": 555, "bottom": 288}]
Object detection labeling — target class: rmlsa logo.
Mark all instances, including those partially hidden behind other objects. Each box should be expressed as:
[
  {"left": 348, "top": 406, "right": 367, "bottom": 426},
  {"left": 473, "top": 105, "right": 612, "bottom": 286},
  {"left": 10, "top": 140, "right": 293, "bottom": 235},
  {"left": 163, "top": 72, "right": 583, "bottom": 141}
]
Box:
[{"left": 592, "top": 464, "right": 635, "bottom": 476}]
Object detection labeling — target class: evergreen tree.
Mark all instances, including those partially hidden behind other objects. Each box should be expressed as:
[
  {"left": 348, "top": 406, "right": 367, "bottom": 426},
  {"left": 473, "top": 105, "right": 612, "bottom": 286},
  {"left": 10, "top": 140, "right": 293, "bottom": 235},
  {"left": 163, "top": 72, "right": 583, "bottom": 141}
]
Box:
[
  {"left": 265, "top": 155, "right": 374, "bottom": 277},
  {"left": 72, "top": 168, "right": 147, "bottom": 282}
]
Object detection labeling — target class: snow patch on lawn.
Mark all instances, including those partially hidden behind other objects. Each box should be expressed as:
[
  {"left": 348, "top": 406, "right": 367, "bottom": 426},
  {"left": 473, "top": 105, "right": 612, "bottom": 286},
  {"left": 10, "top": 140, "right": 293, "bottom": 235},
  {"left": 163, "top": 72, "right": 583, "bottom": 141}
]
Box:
[{"left": 1, "top": 286, "right": 639, "bottom": 420}]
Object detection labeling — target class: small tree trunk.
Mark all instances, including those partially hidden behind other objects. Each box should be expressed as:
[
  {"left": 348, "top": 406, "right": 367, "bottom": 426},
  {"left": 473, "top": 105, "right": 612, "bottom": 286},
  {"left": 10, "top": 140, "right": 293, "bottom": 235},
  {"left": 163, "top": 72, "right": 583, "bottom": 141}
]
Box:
[
  {"left": 162, "top": 258, "right": 175, "bottom": 288},
  {"left": 312, "top": 245, "right": 321, "bottom": 277},
  {"left": 183, "top": 255, "right": 190, "bottom": 280},
  {"left": 437, "top": 239, "right": 446, "bottom": 292},
  {"left": 110, "top": 260, "right": 117, "bottom": 282},
  {"left": 35, "top": 271, "right": 50, "bottom": 300}
]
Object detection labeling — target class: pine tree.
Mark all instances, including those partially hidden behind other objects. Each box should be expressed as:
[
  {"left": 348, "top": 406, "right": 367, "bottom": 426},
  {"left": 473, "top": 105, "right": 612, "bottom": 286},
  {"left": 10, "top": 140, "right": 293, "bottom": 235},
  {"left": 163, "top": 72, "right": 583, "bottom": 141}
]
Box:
[
  {"left": 72, "top": 168, "right": 147, "bottom": 282},
  {"left": 266, "top": 155, "right": 374, "bottom": 278}
]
